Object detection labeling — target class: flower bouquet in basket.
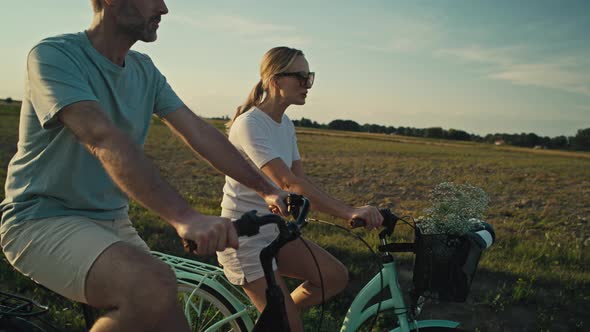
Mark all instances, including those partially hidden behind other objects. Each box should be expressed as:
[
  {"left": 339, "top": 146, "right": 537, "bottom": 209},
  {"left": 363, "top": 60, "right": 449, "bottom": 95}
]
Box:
[{"left": 412, "top": 182, "right": 495, "bottom": 302}]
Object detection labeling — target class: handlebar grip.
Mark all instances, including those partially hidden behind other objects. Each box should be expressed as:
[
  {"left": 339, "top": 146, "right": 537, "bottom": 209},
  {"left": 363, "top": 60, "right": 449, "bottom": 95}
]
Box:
[
  {"left": 182, "top": 219, "right": 245, "bottom": 254},
  {"left": 349, "top": 208, "right": 399, "bottom": 229},
  {"left": 349, "top": 218, "right": 366, "bottom": 228},
  {"left": 182, "top": 210, "right": 283, "bottom": 254}
]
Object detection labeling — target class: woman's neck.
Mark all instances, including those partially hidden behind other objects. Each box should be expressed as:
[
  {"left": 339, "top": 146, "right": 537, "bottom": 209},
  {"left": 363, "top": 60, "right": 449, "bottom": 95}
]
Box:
[{"left": 258, "top": 98, "right": 289, "bottom": 123}]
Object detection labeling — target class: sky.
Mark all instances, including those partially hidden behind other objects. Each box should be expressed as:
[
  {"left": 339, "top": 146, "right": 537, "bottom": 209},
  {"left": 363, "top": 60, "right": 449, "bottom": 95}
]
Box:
[{"left": 1, "top": 0, "right": 589, "bottom": 137}]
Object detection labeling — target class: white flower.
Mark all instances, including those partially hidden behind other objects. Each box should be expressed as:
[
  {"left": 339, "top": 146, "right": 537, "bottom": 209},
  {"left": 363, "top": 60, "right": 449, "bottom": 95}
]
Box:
[{"left": 417, "top": 182, "right": 488, "bottom": 235}]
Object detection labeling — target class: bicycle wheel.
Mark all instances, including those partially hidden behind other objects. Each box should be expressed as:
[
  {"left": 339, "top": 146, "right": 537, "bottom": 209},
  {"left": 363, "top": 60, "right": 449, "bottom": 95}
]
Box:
[
  {"left": 0, "top": 317, "right": 45, "bottom": 332},
  {"left": 177, "top": 283, "right": 249, "bottom": 332}
]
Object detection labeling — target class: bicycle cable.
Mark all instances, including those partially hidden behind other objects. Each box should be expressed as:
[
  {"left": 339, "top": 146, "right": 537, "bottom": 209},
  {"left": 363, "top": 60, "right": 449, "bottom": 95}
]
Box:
[
  {"left": 307, "top": 217, "right": 385, "bottom": 332},
  {"left": 309, "top": 215, "right": 421, "bottom": 330},
  {"left": 298, "top": 237, "right": 325, "bottom": 332},
  {"left": 400, "top": 215, "right": 416, "bottom": 228}
]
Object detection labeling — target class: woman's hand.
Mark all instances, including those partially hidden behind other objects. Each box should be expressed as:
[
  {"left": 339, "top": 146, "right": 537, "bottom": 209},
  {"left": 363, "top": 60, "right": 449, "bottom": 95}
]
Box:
[
  {"left": 262, "top": 189, "right": 290, "bottom": 216},
  {"left": 350, "top": 206, "right": 383, "bottom": 230}
]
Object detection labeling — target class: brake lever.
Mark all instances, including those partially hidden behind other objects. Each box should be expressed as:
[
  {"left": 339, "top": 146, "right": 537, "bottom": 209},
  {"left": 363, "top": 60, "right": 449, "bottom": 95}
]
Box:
[{"left": 286, "top": 193, "right": 304, "bottom": 219}]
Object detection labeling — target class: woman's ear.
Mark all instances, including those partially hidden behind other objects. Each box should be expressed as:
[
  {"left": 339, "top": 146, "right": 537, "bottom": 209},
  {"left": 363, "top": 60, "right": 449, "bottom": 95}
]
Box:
[{"left": 269, "top": 77, "right": 281, "bottom": 92}]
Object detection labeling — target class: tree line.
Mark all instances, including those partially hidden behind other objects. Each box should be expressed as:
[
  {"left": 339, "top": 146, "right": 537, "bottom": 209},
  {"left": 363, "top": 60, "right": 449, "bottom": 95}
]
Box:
[
  {"left": 292, "top": 117, "right": 590, "bottom": 151},
  {"left": 2, "top": 97, "right": 588, "bottom": 151}
]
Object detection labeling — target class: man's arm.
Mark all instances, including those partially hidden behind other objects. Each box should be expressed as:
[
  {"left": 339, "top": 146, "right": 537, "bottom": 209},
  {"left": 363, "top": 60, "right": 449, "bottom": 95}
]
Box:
[
  {"left": 161, "top": 106, "right": 288, "bottom": 214},
  {"left": 58, "top": 101, "right": 238, "bottom": 255}
]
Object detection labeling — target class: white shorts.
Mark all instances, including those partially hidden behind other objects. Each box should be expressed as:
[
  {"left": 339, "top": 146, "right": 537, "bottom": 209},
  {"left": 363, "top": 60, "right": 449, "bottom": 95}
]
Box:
[
  {"left": 0, "top": 216, "right": 149, "bottom": 303},
  {"left": 216, "top": 209, "right": 279, "bottom": 285}
]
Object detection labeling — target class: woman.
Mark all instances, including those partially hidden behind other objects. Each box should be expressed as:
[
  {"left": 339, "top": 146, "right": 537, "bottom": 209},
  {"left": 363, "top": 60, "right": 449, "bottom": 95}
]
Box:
[{"left": 217, "top": 46, "right": 383, "bottom": 331}]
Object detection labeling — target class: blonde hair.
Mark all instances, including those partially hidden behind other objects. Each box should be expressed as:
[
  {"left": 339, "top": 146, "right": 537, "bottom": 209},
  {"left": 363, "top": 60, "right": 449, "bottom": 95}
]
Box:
[
  {"left": 227, "top": 46, "right": 304, "bottom": 128},
  {"left": 90, "top": 0, "right": 103, "bottom": 13}
]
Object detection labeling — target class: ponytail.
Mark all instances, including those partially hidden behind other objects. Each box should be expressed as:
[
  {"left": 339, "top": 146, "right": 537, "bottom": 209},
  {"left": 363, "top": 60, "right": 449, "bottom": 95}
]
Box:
[{"left": 226, "top": 80, "right": 265, "bottom": 128}]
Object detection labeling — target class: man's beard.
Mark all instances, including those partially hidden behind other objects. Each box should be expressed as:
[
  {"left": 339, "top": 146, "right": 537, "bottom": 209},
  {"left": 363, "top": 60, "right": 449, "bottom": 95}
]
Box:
[{"left": 116, "top": 1, "right": 159, "bottom": 42}]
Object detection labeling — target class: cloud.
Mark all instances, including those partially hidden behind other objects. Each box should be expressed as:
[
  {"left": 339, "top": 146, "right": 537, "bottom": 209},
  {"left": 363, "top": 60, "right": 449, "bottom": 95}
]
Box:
[
  {"left": 437, "top": 46, "right": 590, "bottom": 96},
  {"left": 360, "top": 16, "right": 444, "bottom": 53},
  {"left": 168, "top": 14, "right": 311, "bottom": 45},
  {"left": 489, "top": 63, "right": 590, "bottom": 96},
  {"left": 435, "top": 46, "right": 519, "bottom": 66},
  {"left": 365, "top": 38, "right": 425, "bottom": 53}
]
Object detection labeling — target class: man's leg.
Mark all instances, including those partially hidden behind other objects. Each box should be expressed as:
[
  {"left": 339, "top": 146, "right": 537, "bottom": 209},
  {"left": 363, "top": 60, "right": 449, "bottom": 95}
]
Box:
[
  {"left": 85, "top": 241, "right": 189, "bottom": 332},
  {"left": 0, "top": 216, "right": 189, "bottom": 332}
]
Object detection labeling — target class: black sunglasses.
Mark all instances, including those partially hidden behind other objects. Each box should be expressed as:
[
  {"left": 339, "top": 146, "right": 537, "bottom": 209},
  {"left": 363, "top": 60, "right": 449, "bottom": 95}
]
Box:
[{"left": 275, "top": 71, "right": 315, "bottom": 88}]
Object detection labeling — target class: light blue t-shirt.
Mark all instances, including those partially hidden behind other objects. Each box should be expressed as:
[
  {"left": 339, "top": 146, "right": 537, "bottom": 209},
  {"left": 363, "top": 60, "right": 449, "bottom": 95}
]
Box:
[{"left": 0, "top": 32, "right": 184, "bottom": 228}]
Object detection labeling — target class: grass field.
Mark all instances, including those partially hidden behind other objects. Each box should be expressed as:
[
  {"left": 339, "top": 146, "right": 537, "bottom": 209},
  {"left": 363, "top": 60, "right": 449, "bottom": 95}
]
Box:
[{"left": 1, "top": 102, "right": 589, "bottom": 331}]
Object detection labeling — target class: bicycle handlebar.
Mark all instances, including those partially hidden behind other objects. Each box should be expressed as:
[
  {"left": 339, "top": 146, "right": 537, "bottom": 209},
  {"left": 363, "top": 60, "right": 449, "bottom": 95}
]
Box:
[{"left": 183, "top": 194, "right": 309, "bottom": 254}]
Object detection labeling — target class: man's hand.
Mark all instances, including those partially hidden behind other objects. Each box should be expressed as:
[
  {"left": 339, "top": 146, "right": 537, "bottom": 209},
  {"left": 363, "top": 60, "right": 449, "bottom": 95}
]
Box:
[
  {"left": 175, "top": 213, "right": 239, "bottom": 256},
  {"left": 263, "top": 189, "right": 290, "bottom": 216},
  {"left": 349, "top": 206, "right": 383, "bottom": 230}
]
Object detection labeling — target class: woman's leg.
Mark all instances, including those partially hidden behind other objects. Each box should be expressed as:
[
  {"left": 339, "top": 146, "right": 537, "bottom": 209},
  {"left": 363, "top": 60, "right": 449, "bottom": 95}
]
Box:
[
  {"left": 277, "top": 237, "right": 349, "bottom": 309},
  {"left": 242, "top": 271, "right": 304, "bottom": 332}
]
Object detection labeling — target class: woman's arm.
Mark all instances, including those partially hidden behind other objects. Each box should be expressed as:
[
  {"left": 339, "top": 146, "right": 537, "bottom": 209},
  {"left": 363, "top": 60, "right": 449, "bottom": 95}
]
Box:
[{"left": 262, "top": 159, "right": 383, "bottom": 227}]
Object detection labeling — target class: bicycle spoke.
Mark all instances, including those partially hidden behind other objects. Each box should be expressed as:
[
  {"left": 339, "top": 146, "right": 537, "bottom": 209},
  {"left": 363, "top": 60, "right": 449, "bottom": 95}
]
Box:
[
  {"left": 200, "top": 305, "right": 223, "bottom": 330},
  {"left": 178, "top": 284, "right": 245, "bottom": 332}
]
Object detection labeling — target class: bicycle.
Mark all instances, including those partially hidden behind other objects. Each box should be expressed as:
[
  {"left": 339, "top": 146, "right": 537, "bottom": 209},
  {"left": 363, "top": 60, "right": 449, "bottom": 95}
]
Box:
[
  {"left": 0, "top": 284, "right": 102, "bottom": 332},
  {"left": 157, "top": 194, "right": 495, "bottom": 332},
  {"left": 2, "top": 193, "right": 494, "bottom": 331},
  {"left": 0, "top": 290, "right": 50, "bottom": 332}
]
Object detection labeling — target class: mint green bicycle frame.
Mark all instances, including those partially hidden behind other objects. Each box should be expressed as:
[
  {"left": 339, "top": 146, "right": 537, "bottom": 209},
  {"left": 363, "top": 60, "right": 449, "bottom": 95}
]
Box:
[
  {"left": 340, "top": 261, "right": 459, "bottom": 331},
  {"left": 152, "top": 251, "right": 257, "bottom": 332},
  {"left": 155, "top": 249, "right": 460, "bottom": 332}
]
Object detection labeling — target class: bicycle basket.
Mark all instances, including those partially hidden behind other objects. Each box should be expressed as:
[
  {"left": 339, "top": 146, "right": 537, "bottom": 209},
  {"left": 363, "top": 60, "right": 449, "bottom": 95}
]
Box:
[{"left": 412, "top": 223, "right": 494, "bottom": 302}]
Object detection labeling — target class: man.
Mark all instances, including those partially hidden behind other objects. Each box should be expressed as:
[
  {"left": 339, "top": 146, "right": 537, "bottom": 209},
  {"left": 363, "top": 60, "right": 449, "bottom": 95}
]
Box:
[{"left": 0, "top": 0, "right": 288, "bottom": 330}]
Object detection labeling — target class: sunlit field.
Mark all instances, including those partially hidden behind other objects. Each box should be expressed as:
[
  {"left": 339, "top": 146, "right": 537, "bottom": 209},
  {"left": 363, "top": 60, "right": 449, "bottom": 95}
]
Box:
[{"left": 1, "top": 103, "right": 588, "bottom": 331}]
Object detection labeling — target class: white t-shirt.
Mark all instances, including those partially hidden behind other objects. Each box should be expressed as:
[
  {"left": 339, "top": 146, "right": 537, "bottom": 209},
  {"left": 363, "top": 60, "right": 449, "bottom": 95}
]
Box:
[{"left": 220, "top": 107, "right": 301, "bottom": 218}]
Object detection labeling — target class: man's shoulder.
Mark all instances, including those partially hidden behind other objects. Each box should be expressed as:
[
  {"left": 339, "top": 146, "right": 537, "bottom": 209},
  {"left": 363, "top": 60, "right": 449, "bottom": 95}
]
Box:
[{"left": 33, "top": 32, "right": 85, "bottom": 52}]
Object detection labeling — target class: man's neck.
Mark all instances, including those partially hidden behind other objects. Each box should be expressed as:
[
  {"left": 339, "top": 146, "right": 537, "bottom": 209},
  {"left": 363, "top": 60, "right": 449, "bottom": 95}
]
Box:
[{"left": 86, "top": 14, "right": 136, "bottom": 66}]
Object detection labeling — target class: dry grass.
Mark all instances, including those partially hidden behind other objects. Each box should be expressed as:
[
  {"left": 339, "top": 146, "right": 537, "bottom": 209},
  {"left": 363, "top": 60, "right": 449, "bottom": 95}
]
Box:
[{"left": 1, "top": 110, "right": 588, "bottom": 331}]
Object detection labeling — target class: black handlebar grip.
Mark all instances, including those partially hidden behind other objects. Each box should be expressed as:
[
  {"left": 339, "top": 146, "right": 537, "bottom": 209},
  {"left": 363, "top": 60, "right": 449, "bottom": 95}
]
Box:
[
  {"left": 349, "top": 218, "right": 366, "bottom": 228},
  {"left": 182, "top": 220, "right": 245, "bottom": 254},
  {"left": 349, "top": 209, "right": 398, "bottom": 229}
]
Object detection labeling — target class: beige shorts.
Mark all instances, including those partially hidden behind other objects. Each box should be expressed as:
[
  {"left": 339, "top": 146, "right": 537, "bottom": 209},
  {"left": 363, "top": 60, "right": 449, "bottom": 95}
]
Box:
[
  {"left": 0, "top": 215, "right": 149, "bottom": 303},
  {"left": 216, "top": 210, "right": 279, "bottom": 285}
]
